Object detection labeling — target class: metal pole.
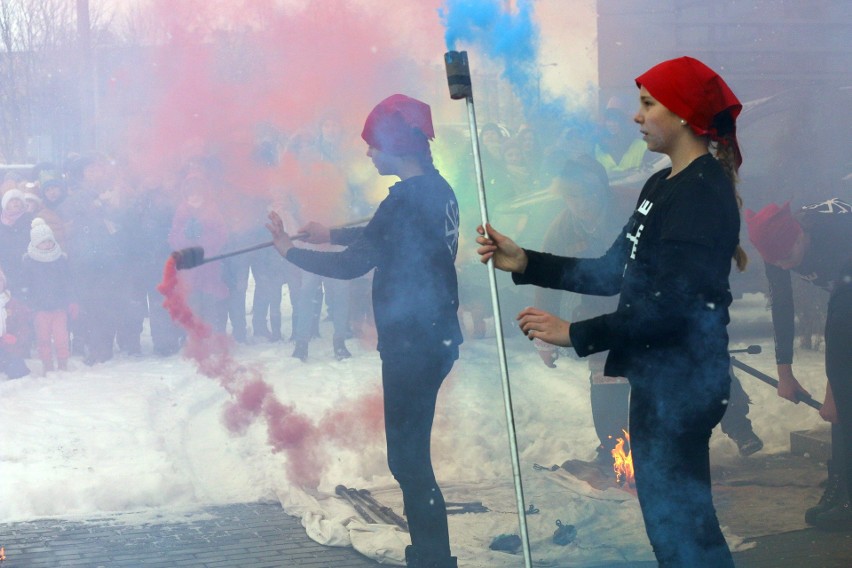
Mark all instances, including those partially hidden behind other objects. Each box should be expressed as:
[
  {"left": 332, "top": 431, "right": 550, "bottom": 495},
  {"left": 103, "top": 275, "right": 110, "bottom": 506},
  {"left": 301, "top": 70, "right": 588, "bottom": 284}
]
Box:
[
  {"left": 730, "top": 357, "right": 823, "bottom": 411},
  {"left": 444, "top": 50, "right": 532, "bottom": 568}
]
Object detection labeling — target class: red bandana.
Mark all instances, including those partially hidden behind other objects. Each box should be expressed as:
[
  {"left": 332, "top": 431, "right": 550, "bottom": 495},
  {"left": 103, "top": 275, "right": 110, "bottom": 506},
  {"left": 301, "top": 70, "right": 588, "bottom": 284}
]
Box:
[
  {"left": 745, "top": 202, "right": 802, "bottom": 263},
  {"left": 361, "top": 94, "right": 434, "bottom": 156},
  {"left": 636, "top": 56, "right": 742, "bottom": 167}
]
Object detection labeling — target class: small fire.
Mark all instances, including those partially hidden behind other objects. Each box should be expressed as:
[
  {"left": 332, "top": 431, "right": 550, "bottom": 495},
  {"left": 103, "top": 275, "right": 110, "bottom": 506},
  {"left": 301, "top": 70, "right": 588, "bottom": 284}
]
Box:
[{"left": 611, "top": 429, "right": 635, "bottom": 488}]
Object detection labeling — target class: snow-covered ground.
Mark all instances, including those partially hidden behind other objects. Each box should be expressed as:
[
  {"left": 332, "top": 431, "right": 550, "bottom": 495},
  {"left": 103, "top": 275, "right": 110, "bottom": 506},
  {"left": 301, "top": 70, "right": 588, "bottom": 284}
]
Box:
[{"left": 0, "top": 286, "right": 830, "bottom": 566}]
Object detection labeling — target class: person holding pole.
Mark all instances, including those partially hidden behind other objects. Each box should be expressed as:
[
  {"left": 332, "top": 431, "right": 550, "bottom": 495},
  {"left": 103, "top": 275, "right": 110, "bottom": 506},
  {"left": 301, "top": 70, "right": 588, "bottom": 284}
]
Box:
[
  {"left": 745, "top": 198, "right": 852, "bottom": 529},
  {"left": 477, "top": 56, "right": 745, "bottom": 566},
  {"left": 266, "top": 94, "right": 462, "bottom": 568}
]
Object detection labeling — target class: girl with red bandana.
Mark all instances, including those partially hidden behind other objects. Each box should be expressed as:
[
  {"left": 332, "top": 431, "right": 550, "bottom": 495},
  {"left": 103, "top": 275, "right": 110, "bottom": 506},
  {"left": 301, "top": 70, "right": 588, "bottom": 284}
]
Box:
[{"left": 477, "top": 57, "right": 745, "bottom": 566}]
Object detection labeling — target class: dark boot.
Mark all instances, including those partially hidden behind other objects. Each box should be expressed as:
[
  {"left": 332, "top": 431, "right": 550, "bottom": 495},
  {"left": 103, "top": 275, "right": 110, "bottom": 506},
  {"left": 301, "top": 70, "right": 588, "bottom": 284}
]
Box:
[
  {"left": 806, "top": 460, "right": 848, "bottom": 525},
  {"left": 735, "top": 431, "right": 764, "bottom": 457},
  {"left": 333, "top": 336, "right": 351, "bottom": 360},
  {"left": 812, "top": 502, "right": 852, "bottom": 531},
  {"left": 292, "top": 341, "right": 309, "bottom": 362},
  {"left": 404, "top": 545, "right": 457, "bottom": 568},
  {"left": 722, "top": 372, "right": 763, "bottom": 456}
]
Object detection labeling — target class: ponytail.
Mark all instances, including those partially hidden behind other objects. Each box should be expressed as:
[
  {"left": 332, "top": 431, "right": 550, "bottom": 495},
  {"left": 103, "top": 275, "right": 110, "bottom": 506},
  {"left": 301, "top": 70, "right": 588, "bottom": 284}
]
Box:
[{"left": 714, "top": 135, "right": 748, "bottom": 272}]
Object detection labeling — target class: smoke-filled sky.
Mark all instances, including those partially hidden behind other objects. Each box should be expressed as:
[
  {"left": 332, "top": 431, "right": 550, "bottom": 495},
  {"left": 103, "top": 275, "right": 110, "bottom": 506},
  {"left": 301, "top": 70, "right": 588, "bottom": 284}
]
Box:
[
  {"left": 76, "top": 0, "right": 849, "bottom": 224},
  {"left": 90, "top": 0, "right": 600, "bottom": 209}
]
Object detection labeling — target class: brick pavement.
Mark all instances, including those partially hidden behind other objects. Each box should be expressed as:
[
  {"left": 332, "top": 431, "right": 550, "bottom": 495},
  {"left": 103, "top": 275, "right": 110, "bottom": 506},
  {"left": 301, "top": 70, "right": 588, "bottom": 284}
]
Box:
[
  {"left": 0, "top": 502, "right": 376, "bottom": 568},
  {"left": 2, "top": 494, "right": 852, "bottom": 567}
]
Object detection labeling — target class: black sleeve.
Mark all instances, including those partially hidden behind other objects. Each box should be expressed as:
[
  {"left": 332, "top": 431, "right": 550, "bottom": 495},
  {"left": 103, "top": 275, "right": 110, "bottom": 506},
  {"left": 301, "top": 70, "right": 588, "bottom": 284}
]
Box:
[
  {"left": 512, "top": 222, "right": 630, "bottom": 297},
  {"left": 568, "top": 239, "right": 725, "bottom": 358},
  {"left": 286, "top": 235, "right": 377, "bottom": 280},
  {"left": 330, "top": 226, "right": 365, "bottom": 246},
  {"left": 765, "top": 262, "right": 794, "bottom": 365}
]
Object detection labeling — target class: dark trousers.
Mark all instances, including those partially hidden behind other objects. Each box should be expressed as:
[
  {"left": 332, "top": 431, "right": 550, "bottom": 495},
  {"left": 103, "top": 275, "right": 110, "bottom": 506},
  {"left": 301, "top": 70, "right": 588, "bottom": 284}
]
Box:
[
  {"left": 629, "top": 380, "right": 734, "bottom": 567},
  {"left": 719, "top": 371, "right": 757, "bottom": 443},
  {"left": 591, "top": 367, "right": 755, "bottom": 455},
  {"left": 224, "top": 255, "right": 251, "bottom": 341},
  {"left": 147, "top": 284, "right": 183, "bottom": 355},
  {"left": 826, "top": 261, "right": 852, "bottom": 498},
  {"left": 382, "top": 351, "right": 454, "bottom": 560}
]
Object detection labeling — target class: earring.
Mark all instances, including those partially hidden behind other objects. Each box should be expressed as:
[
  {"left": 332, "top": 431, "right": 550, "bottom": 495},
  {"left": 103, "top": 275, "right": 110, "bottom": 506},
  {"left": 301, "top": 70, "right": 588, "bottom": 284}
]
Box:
[{"left": 680, "top": 119, "right": 687, "bottom": 126}]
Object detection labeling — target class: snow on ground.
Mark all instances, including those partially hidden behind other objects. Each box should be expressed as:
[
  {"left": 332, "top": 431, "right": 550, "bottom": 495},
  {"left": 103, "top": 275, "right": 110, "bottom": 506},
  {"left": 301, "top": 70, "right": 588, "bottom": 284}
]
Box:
[{"left": 0, "top": 289, "right": 830, "bottom": 566}]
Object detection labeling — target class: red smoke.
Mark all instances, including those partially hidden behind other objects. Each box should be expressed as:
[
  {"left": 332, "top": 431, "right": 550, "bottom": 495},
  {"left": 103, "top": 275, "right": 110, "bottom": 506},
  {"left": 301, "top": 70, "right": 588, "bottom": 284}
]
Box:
[
  {"left": 108, "top": 0, "right": 446, "bottom": 220},
  {"left": 157, "top": 255, "right": 383, "bottom": 489}
]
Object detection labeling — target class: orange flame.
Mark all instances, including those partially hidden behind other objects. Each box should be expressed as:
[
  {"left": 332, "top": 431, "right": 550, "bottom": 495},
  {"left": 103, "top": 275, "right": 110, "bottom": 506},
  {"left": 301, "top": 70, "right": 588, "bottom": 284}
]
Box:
[{"left": 611, "top": 430, "right": 635, "bottom": 487}]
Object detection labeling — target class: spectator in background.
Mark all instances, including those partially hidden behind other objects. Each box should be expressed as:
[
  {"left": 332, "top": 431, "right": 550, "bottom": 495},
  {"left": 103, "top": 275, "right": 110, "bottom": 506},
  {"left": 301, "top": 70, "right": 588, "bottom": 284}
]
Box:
[
  {"left": 21, "top": 219, "right": 73, "bottom": 375},
  {"left": 222, "top": 199, "right": 266, "bottom": 345},
  {"left": 478, "top": 122, "right": 511, "bottom": 195},
  {"left": 0, "top": 188, "right": 35, "bottom": 296},
  {"left": 62, "top": 153, "right": 115, "bottom": 362},
  {"left": 168, "top": 159, "right": 230, "bottom": 334},
  {"left": 284, "top": 126, "right": 353, "bottom": 362},
  {"left": 595, "top": 96, "right": 650, "bottom": 181},
  {"left": 532, "top": 159, "right": 629, "bottom": 467},
  {"left": 251, "top": 198, "right": 300, "bottom": 343},
  {"left": 0, "top": 266, "right": 30, "bottom": 380},
  {"left": 36, "top": 178, "right": 70, "bottom": 249},
  {"left": 21, "top": 186, "right": 42, "bottom": 216},
  {"left": 124, "top": 176, "right": 183, "bottom": 357}
]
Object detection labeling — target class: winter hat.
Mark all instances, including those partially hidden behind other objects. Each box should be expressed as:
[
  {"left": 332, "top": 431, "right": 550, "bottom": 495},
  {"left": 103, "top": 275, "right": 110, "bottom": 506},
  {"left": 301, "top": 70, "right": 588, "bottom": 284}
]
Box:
[
  {"left": 2, "top": 188, "right": 25, "bottom": 211},
  {"left": 361, "top": 94, "right": 434, "bottom": 156},
  {"left": 23, "top": 191, "right": 42, "bottom": 208},
  {"left": 745, "top": 202, "right": 802, "bottom": 263},
  {"left": 38, "top": 178, "right": 67, "bottom": 198},
  {"left": 28, "top": 217, "right": 63, "bottom": 262},
  {"left": 635, "top": 56, "right": 742, "bottom": 166}
]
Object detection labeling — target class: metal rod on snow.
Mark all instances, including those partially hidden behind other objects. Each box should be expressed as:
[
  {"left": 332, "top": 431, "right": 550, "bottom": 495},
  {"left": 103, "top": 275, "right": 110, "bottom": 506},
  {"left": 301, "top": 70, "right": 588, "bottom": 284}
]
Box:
[
  {"left": 444, "top": 50, "right": 532, "bottom": 568},
  {"left": 335, "top": 485, "right": 377, "bottom": 524}
]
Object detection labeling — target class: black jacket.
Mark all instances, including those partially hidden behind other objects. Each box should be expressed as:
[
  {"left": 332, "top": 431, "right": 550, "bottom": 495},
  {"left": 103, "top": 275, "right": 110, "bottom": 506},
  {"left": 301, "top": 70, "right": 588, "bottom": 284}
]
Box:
[
  {"left": 515, "top": 154, "right": 740, "bottom": 386},
  {"left": 286, "top": 169, "right": 463, "bottom": 358}
]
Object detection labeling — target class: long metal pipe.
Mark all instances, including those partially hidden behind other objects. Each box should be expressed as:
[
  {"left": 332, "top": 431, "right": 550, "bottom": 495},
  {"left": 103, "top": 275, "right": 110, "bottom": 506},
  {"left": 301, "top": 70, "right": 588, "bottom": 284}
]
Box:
[{"left": 444, "top": 50, "right": 532, "bottom": 568}]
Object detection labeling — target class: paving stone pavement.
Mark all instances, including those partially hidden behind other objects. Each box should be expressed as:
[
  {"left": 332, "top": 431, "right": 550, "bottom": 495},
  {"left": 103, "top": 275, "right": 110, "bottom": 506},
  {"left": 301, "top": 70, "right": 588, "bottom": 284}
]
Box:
[
  {"left": 0, "top": 502, "right": 377, "bottom": 568},
  {"left": 2, "top": 492, "right": 852, "bottom": 567}
]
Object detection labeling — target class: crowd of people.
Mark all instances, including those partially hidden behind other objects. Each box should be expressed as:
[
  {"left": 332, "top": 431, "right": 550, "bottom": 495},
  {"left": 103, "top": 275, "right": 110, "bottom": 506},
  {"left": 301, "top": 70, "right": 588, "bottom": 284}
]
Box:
[{"left": 0, "top": 128, "right": 376, "bottom": 378}]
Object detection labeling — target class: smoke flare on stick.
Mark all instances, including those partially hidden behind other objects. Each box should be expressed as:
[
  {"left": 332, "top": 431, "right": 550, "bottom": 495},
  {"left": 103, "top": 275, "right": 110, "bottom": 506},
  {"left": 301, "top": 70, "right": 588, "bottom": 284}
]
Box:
[{"left": 157, "top": 256, "right": 382, "bottom": 489}]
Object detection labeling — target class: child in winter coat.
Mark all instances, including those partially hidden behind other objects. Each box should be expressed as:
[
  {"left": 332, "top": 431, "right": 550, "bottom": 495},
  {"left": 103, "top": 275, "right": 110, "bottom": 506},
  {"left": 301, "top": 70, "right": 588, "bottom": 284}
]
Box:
[
  {"left": 0, "top": 266, "right": 30, "bottom": 379},
  {"left": 21, "top": 218, "right": 73, "bottom": 375}
]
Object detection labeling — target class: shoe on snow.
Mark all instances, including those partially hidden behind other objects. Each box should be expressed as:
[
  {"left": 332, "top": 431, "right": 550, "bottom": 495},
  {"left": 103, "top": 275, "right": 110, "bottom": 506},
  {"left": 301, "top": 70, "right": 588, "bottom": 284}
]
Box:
[
  {"left": 292, "top": 342, "right": 308, "bottom": 362},
  {"left": 736, "top": 433, "right": 764, "bottom": 457},
  {"left": 333, "top": 338, "right": 351, "bottom": 360}
]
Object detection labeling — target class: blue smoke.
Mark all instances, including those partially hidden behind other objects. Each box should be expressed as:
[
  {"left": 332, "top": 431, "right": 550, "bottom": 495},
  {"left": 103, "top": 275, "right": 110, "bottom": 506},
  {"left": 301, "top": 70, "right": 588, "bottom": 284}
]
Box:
[
  {"left": 441, "top": 0, "right": 537, "bottom": 100},
  {"left": 439, "top": 0, "right": 595, "bottom": 138}
]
